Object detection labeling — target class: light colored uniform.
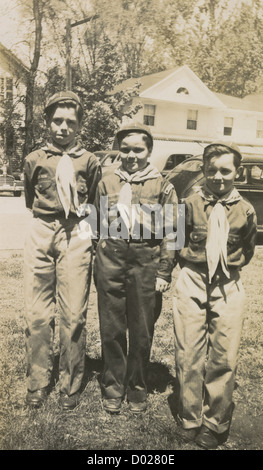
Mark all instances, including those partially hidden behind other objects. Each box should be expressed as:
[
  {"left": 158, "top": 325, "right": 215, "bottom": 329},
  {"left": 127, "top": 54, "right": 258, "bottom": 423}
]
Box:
[
  {"left": 23, "top": 143, "right": 101, "bottom": 395},
  {"left": 173, "top": 187, "right": 257, "bottom": 433}
]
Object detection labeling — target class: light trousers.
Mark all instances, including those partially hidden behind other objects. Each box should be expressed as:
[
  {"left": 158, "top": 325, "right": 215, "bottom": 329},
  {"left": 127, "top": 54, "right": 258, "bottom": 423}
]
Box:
[
  {"left": 173, "top": 262, "right": 245, "bottom": 433},
  {"left": 24, "top": 216, "right": 92, "bottom": 395}
]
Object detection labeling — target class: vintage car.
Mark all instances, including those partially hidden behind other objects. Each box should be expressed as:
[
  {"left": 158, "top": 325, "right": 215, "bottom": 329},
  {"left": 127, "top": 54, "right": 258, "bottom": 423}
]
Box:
[
  {"left": 164, "top": 153, "right": 263, "bottom": 233},
  {"left": 95, "top": 149, "right": 195, "bottom": 177},
  {"left": 149, "top": 152, "right": 194, "bottom": 176},
  {"left": 94, "top": 150, "right": 120, "bottom": 162},
  {"left": 94, "top": 150, "right": 122, "bottom": 177},
  {"left": 0, "top": 170, "right": 24, "bottom": 197}
]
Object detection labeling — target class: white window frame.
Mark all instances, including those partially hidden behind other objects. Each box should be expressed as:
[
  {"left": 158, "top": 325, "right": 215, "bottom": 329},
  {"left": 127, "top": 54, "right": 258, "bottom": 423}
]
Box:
[
  {"left": 143, "top": 104, "right": 156, "bottom": 126},
  {"left": 187, "top": 109, "right": 198, "bottom": 130},
  {"left": 224, "top": 117, "right": 233, "bottom": 136}
]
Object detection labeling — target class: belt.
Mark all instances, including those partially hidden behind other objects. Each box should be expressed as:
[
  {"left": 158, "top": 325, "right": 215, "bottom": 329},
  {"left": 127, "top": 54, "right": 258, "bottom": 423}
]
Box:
[
  {"left": 99, "top": 236, "right": 161, "bottom": 246},
  {"left": 34, "top": 213, "right": 84, "bottom": 222},
  {"left": 124, "top": 237, "right": 160, "bottom": 246}
]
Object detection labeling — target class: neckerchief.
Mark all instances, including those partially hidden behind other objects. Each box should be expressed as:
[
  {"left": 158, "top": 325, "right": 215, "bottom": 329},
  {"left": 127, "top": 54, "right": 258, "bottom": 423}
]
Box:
[
  {"left": 42, "top": 142, "right": 86, "bottom": 218},
  {"left": 196, "top": 185, "right": 242, "bottom": 283},
  {"left": 114, "top": 163, "right": 161, "bottom": 183},
  {"left": 114, "top": 163, "right": 161, "bottom": 235},
  {"left": 41, "top": 141, "right": 86, "bottom": 158}
]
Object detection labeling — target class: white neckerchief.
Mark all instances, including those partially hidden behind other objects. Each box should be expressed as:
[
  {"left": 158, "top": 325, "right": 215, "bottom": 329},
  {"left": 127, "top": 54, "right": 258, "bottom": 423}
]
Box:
[
  {"left": 55, "top": 153, "right": 79, "bottom": 219},
  {"left": 197, "top": 186, "right": 242, "bottom": 283},
  {"left": 115, "top": 163, "right": 161, "bottom": 235},
  {"left": 206, "top": 202, "right": 230, "bottom": 283},
  {"left": 42, "top": 142, "right": 86, "bottom": 219}
]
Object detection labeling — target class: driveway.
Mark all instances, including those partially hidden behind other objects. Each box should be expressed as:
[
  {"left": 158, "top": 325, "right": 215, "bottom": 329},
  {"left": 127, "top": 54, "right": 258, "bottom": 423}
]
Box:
[{"left": 0, "top": 195, "right": 32, "bottom": 251}]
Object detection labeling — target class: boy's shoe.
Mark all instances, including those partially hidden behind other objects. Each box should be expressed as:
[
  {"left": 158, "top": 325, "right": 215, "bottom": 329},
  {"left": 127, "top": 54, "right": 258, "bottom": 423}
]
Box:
[
  {"left": 102, "top": 397, "right": 122, "bottom": 414},
  {"left": 178, "top": 427, "right": 200, "bottom": 443},
  {"left": 60, "top": 391, "right": 80, "bottom": 411},
  {"left": 26, "top": 388, "right": 47, "bottom": 408},
  {"left": 195, "top": 425, "right": 220, "bottom": 449},
  {"left": 128, "top": 401, "right": 147, "bottom": 414}
]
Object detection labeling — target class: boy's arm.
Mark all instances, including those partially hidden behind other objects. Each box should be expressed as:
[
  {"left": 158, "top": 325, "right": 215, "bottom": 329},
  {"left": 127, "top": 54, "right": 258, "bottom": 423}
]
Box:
[
  {"left": 92, "top": 179, "right": 105, "bottom": 246},
  {"left": 86, "top": 155, "right": 102, "bottom": 204},
  {"left": 242, "top": 208, "right": 257, "bottom": 265},
  {"left": 156, "top": 182, "right": 178, "bottom": 283},
  {"left": 23, "top": 156, "right": 35, "bottom": 210}
]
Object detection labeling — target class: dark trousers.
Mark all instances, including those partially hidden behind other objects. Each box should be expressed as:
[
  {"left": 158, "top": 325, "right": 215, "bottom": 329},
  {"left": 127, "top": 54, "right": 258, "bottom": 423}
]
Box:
[{"left": 94, "top": 238, "right": 161, "bottom": 403}]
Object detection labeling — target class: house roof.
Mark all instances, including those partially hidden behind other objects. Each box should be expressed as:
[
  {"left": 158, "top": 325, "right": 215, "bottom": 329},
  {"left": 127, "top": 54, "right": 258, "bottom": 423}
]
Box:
[
  {"left": 115, "top": 65, "right": 225, "bottom": 108},
  {"left": 214, "top": 92, "right": 263, "bottom": 112},
  {"left": 114, "top": 65, "right": 263, "bottom": 113},
  {"left": 113, "top": 67, "right": 179, "bottom": 94},
  {"left": 214, "top": 92, "right": 248, "bottom": 110},
  {"left": 241, "top": 94, "right": 263, "bottom": 112},
  {"left": 0, "top": 42, "right": 29, "bottom": 76}
]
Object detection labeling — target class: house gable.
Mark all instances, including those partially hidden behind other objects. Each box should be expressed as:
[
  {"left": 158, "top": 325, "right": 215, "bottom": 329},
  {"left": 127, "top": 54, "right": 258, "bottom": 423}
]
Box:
[
  {"left": 140, "top": 65, "right": 226, "bottom": 109},
  {"left": 0, "top": 42, "right": 29, "bottom": 83}
]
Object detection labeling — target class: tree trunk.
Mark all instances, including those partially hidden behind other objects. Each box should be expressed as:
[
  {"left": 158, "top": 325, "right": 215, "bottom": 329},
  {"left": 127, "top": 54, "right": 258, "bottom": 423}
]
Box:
[{"left": 21, "top": 0, "right": 43, "bottom": 168}]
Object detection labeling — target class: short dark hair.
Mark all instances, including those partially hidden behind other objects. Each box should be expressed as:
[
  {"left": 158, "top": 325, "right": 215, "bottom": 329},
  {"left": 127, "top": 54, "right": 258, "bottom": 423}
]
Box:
[
  {"left": 44, "top": 100, "right": 83, "bottom": 125},
  {"left": 203, "top": 144, "right": 241, "bottom": 169}
]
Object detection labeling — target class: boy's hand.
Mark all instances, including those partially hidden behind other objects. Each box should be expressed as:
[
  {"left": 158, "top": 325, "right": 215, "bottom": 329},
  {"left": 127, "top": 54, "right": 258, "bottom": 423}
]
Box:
[{"left": 155, "top": 277, "right": 170, "bottom": 293}]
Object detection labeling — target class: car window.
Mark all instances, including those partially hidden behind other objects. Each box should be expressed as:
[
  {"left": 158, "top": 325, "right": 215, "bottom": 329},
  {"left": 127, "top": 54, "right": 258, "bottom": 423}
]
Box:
[
  {"left": 250, "top": 165, "right": 263, "bottom": 184},
  {"left": 163, "top": 154, "right": 192, "bottom": 172},
  {"left": 102, "top": 154, "right": 119, "bottom": 166},
  {"left": 163, "top": 156, "right": 175, "bottom": 171},
  {"left": 235, "top": 166, "right": 247, "bottom": 183}
]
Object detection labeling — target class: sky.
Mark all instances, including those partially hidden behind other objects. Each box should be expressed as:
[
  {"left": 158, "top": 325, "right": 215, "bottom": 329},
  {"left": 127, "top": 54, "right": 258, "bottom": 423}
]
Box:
[
  {"left": 0, "top": 0, "right": 29, "bottom": 64},
  {"left": 0, "top": 0, "right": 257, "bottom": 68},
  {"left": 0, "top": 0, "right": 94, "bottom": 68},
  {"left": 0, "top": 1, "right": 23, "bottom": 47}
]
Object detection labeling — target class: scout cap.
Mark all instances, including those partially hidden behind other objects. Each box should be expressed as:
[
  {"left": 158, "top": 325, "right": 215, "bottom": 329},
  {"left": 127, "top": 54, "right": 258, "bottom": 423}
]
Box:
[
  {"left": 116, "top": 121, "right": 153, "bottom": 150},
  {"left": 203, "top": 141, "right": 242, "bottom": 163},
  {"left": 44, "top": 91, "right": 83, "bottom": 113}
]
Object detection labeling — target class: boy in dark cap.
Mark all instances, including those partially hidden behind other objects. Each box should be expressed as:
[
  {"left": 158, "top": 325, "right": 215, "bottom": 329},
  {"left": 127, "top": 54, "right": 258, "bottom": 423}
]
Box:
[
  {"left": 23, "top": 91, "right": 101, "bottom": 410},
  {"left": 93, "top": 122, "right": 178, "bottom": 414},
  {"left": 173, "top": 142, "right": 257, "bottom": 448}
]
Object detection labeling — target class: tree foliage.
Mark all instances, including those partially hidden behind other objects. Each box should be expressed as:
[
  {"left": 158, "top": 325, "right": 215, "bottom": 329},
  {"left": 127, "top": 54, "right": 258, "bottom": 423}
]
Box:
[
  {"left": 0, "top": 98, "right": 24, "bottom": 173},
  {"left": 187, "top": 1, "right": 263, "bottom": 97},
  {"left": 33, "top": 29, "right": 141, "bottom": 152},
  {"left": 71, "top": 31, "right": 142, "bottom": 151},
  {"left": 2, "top": 0, "right": 263, "bottom": 163}
]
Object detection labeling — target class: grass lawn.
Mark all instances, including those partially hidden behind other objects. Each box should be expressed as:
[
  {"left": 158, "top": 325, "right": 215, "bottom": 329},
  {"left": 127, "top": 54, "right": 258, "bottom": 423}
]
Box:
[{"left": 0, "top": 248, "right": 262, "bottom": 451}]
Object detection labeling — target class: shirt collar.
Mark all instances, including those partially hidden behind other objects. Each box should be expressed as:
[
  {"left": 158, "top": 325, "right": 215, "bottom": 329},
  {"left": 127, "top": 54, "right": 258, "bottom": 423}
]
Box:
[
  {"left": 114, "top": 163, "right": 161, "bottom": 183},
  {"left": 196, "top": 184, "right": 242, "bottom": 207},
  {"left": 41, "top": 141, "right": 86, "bottom": 157}
]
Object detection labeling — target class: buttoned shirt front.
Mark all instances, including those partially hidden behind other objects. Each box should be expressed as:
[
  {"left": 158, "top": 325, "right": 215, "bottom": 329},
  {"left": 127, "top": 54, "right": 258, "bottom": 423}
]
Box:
[
  {"left": 24, "top": 143, "right": 101, "bottom": 217},
  {"left": 178, "top": 188, "right": 257, "bottom": 268}
]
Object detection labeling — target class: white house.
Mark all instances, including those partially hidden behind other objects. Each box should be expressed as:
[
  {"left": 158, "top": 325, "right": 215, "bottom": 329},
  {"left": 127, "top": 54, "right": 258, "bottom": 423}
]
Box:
[
  {"left": 114, "top": 65, "right": 263, "bottom": 157},
  {"left": 0, "top": 42, "right": 29, "bottom": 171}
]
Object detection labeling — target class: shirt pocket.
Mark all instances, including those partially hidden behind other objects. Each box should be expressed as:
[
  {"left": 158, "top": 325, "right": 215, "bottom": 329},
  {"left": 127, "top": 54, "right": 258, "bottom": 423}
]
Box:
[
  {"left": 189, "top": 231, "right": 207, "bottom": 252},
  {"left": 139, "top": 196, "right": 159, "bottom": 207},
  {"left": 35, "top": 178, "right": 58, "bottom": 208},
  {"left": 35, "top": 178, "right": 54, "bottom": 199}
]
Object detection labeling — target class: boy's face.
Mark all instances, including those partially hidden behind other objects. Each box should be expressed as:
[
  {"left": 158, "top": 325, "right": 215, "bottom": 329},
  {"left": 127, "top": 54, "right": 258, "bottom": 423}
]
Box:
[
  {"left": 119, "top": 133, "right": 151, "bottom": 174},
  {"left": 48, "top": 105, "right": 80, "bottom": 147},
  {"left": 203, "top": 153, "right": 239, "bottom": 196}
]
